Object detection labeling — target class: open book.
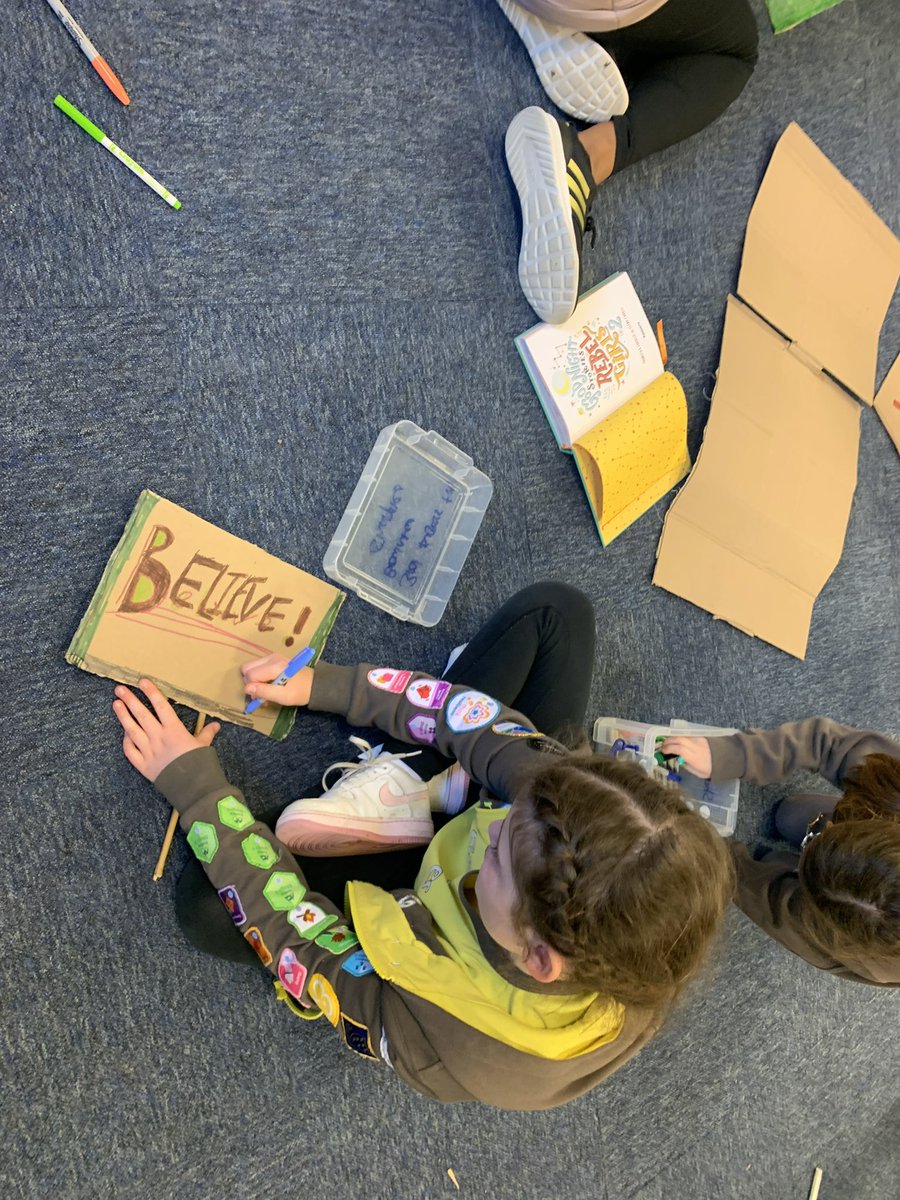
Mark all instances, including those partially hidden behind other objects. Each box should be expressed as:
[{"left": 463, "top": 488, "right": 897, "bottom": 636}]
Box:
[{"left": 515, "top": 273, "right": 691, "bottom": 544}]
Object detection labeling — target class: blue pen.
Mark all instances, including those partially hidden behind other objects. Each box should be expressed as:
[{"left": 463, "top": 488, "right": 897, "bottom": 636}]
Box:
[{"left": 244, "top": 645, "right": 315, "bottom": 715}]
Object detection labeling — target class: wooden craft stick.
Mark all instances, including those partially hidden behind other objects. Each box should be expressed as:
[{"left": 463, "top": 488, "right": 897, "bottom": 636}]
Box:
[
  {"left": 152, "top": 712, "right": 207, "bottom": 881},
  {"left": 808, "top": 1167, "right": 823, "bottom": 1200}
]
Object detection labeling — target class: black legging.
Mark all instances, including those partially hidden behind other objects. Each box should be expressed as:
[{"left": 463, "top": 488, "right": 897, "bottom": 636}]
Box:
[
  {"left": 174, "top": 582, "right": 596, "bottom": 963},
  {"left": 594, "top": 0, "right": 759, "bottom": 173}
]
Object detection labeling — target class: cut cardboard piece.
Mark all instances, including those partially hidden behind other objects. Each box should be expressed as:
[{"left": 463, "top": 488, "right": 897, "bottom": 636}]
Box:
[
  {"left": 654, "top": 124, "right": 900, "bottom": 659},
  {"left": 654, "top": 299, "right": 861, "bottom": 658},
  {"left": 737, "top": 124, "right": 900, "bottom": 405},
  {"left": 67, "top": 491, "right": 345, "bottom": 738}
]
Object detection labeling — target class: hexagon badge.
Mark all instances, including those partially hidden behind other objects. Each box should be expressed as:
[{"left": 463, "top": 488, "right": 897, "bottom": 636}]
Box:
[
  {"left": 186, "top": 821, "right": 219, "bottom": 863},
  {"left": 263, "top": 872, "right": 307, "bottom": 912},
  {"left": 241, "top": 833, "right": 279, "bottom": 869},
  {"left": 217, "top": 795, "right": 254, "bottom": 831}
]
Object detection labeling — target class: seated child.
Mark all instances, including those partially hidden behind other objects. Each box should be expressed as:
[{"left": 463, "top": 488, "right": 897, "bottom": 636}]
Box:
[
  {"left": 496, "top": 0, "right": 759, "bottom": 322},
  {"left": 661, "top": 724, "right": 900, "bottom": 987},
  {"left": 114, "top": 583, "right": 734, "bottom": 1109}
]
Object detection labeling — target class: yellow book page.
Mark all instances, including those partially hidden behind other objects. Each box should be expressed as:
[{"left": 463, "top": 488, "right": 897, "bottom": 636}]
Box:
[{"left": 572, "top": 372, "right": 691, "bottom": 544}]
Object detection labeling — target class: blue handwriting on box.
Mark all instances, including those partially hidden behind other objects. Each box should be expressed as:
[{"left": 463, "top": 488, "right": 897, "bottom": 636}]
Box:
[{"left": 348, "top": 464, "right": 462, "bottom": 598}]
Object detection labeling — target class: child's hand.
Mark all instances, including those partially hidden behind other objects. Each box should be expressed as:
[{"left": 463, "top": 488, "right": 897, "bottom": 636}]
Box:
[
  {"left": 660, "top": 736, "right": 712, "bottom": 779},
  {"left": 113, "top": 680, "right": 221, "bottom": 783},
  {"left": 241, "top": 653, "right": 314, "bottom": 709}
]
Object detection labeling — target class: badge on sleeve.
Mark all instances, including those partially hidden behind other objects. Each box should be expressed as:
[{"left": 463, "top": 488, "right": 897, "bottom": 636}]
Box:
[
  {"left": 406, "top": 679, "right": 451, "bottom": 709},
  {"left": 341, "top": 950, "right": 375, "bottom": 977},
  {"left": 244, "top": 926, "right": 273, "bottom": 966},
  {"left": 264, "top": 872, "right": 307, "bottom": 911},
  {"left": 367, "top": 668, "right": 413, "bottom": 694},
  {"left": 278, "top": 948, "right": 308, "bottom": 1000},
  {"left": 315, "top": 924, "right": 360, "bottom": 955},
  {"left": 492, "top": 720, "right": 535, "bottom": 738},
  {"left": 288, "top": 902, "right": 338, "bottom": 940},
  {"left": 309, "top": 974, "right": 340, "bottom": 1026},
  {"left": 446, "top": 690, "right": 500, "bottom": 733},
  {"left": 407, "top": 714, "right": 436, "bottom": 744},
  {"left": 341, "top": 1014, "right": 377, "bottom": 1058},
  {"left": 217, "top": 884, "right": 246, "bottom": 926}
]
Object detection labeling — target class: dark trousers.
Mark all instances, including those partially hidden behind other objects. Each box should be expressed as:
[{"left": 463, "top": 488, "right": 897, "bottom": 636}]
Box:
[
  {"left": 595, "top": 0, "right": 759, "bottom": 172},
  {"left": 174, "top": 582, "right": 596, "bottom": 963}
]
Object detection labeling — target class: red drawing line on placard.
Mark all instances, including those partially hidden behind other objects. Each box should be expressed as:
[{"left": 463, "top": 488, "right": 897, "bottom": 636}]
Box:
[
  {"left": 111, "top": 611, "right": 270, "bottom": 657},
  {"left": 134, "top": 605, "right": 273, "bottom": 654}
]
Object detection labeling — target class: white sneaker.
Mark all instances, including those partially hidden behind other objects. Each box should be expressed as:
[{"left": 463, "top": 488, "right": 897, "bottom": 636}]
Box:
[
  {"left": 427, "top": 761, "right": 472, "bottom": 815},
  {"left": 276, "top": 737, "right": 434, "bottom": 856},
  {"left": 496, "top": 0, "right": 629, "bottom": 125}
]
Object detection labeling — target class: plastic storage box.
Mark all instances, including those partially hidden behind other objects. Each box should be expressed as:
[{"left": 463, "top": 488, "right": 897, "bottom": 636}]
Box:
[
  {"left": 323, "top": 422, "right": 493, "bottom": 626},
  {"left": 592, "top": 715, "right": 741, "bottom": 836}
]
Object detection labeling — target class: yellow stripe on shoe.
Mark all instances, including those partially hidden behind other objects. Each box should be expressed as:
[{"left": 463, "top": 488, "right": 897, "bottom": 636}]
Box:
[{"left": 568, "top": 160, "right": 591, "bottom": 205}]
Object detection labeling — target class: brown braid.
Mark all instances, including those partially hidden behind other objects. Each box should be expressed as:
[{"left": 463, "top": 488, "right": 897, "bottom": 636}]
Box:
[{"left": 509, "top": 754, "right": 734, "bottom": 1009}]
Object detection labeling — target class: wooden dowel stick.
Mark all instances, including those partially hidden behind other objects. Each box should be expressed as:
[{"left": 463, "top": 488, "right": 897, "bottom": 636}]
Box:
[
  {"left": 152, "top": 711, "right": 207, "bottom": 881},
  {"left": 808, "top": 1167, "right": 823, "bottom": 1200}
]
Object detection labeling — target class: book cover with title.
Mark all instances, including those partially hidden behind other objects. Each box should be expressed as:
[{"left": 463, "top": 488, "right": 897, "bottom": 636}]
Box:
[{"left": 515, "top": 273, "right": 663, "bottom": 449}]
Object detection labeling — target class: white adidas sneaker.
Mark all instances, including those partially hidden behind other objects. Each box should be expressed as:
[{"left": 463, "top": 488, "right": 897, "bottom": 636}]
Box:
[
  {"left": 496, "top": 0, "right": 629, "bottom": 125},
  {"left": 276, "top": 737, "right": 434, "bottom": 856}
]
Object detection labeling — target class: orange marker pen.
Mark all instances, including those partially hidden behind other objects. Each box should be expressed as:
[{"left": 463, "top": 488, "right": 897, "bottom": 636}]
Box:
[{"left": 43, "top": 0, "right": 130, "bottom": 106}]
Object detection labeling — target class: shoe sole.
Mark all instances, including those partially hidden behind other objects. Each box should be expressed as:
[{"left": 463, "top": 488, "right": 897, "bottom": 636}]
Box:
[
  {"left": 497, "top": 0, "right": 629, "bottom": 124},
  {"left": 506, "top": 106, "right": 580, "bottom": 325},
  {"left": 276, "top": 813, "right": 434, "bottom": 857}
]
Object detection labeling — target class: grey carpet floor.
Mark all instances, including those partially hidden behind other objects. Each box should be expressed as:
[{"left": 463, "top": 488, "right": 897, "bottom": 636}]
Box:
[{"left": 1, "top": 1, "right": 898, "bottom": 1197}]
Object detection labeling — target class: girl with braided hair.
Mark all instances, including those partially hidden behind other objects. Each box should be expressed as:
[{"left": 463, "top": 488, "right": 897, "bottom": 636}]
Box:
[
  {"left": 661, "top": 730, "right": 900, "bottom": 987},
  {"left": 113, "top": 583, "right": 733, "bottom": 1109}
]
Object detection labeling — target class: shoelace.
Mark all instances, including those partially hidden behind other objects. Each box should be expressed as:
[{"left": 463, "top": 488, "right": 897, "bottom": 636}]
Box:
[{"left": 320, "top": 735, "right": 421, "bottom": 791}]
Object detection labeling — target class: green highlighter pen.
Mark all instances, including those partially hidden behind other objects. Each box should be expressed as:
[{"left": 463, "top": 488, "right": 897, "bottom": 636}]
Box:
[{"left": 54, "top": 94, "right": 181, "bottom": 210}]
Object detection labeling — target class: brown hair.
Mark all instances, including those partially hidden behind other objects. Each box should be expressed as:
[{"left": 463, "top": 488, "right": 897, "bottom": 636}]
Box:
[
  {"left": 509, "top": 754, "right": 735, "bottom": 1009},
  {"left": 799, "top": 754, "right": 900, "bottom": 963}
]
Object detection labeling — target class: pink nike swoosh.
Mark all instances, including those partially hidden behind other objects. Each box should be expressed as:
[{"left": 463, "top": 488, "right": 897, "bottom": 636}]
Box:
[{"left": 378, "top": 782, "right": 419, "bottom": 807}]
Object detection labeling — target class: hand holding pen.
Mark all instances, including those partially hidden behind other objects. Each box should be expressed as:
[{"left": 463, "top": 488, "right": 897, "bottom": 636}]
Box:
[{"left": 242, "top": 646, "right": 316, "bottom": 713}]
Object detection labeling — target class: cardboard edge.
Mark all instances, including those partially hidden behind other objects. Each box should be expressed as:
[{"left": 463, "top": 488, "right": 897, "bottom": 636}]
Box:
[
  {"left": 873, "top": 353, "right": 900, "bottom": 455},
  {"left": 65, "top": 490, "right": 161, "bottom": 667}
]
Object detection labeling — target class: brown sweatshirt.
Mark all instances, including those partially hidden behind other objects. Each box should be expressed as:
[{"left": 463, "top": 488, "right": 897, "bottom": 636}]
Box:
[
  {"left": 708, "top": 720, "right": 900, "bottom": 987},
  {"left": 156, "top": 662, "right": 664, "bottom": 1109}
]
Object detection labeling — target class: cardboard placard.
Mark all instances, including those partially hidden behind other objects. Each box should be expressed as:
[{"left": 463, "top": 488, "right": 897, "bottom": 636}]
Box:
[
  {"left": 67, "top": 491, "right": 344, "bottom": 738},
  {"left": 654, "top": 124, "right": 900, "bottom": 659}
]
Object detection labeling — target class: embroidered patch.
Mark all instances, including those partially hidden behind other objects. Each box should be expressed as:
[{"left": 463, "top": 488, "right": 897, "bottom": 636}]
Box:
[
  {"left": 241, "top": 833, "right": 279, "bottom": 869},
  {"left": 263, "top": 871, "right": 307, "bottom": 911},
  {"left": 341, "top": 949, "right": 375, "bottom": 977},
  {"left": 492, "top": 721, "right": 534, "bottom": 738},
  {"left": 217, "top": 884, "right": 246, "bottom": 925},
  {"left": 244, "top": 926, "right": 273, "bottom": 966},
  {"left": 367, "top": 668, "right": 413, "bottom": 694},
  {"left": 278, "top": 948, "right": 308, "bottom": 1000},
  {"left": 420, "top": 865, "right": 443, "bottom": 893},
  {"left": 288, "top": 902, "right": 338, "bottom": 940},
  {"left": 186, "top": 821, "right": 218, "bottom": 863},
  {"left": 315, "top": 924, "right": 360, "bottom": 955},
  {"left": 216, "top": 795, "right": 254, "bottom": 830},
  {"left": 397, "top": 894, "right": 420, "bottom": 910},
  {"left": 446, "top": 690, "right": 500, "bottom": 733},
  {"left": 406, "top": 678, "right": 451, "bottom": 710},
  {"left": 341, "top": 1013, "right": 377, "bottom": 1059},
  {"left": 309, "top": 973, "right": 340, "bottom": 1025},
  {"left": 406, "top": 714, "right": 436, "bottom": 744}
]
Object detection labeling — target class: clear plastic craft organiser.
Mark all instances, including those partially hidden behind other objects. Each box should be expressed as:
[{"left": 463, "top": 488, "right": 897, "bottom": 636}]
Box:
[
  {"left": 323, "top": 421, "right": 493, "bottom": 626},
  {"left": 592, "top": 716, "right": 741, "bottom": 837}
]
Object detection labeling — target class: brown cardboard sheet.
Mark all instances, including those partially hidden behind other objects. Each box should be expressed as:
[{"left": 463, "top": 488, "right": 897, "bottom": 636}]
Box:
[
  {"left": 654, "top": 124, "right": 900, "bottom": 658},
  {"left": 737, "top": 122, "right": 900, "bottom": 403},
  {"left": 66, "top": 491, "right": 344, "bottom": 738}
]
